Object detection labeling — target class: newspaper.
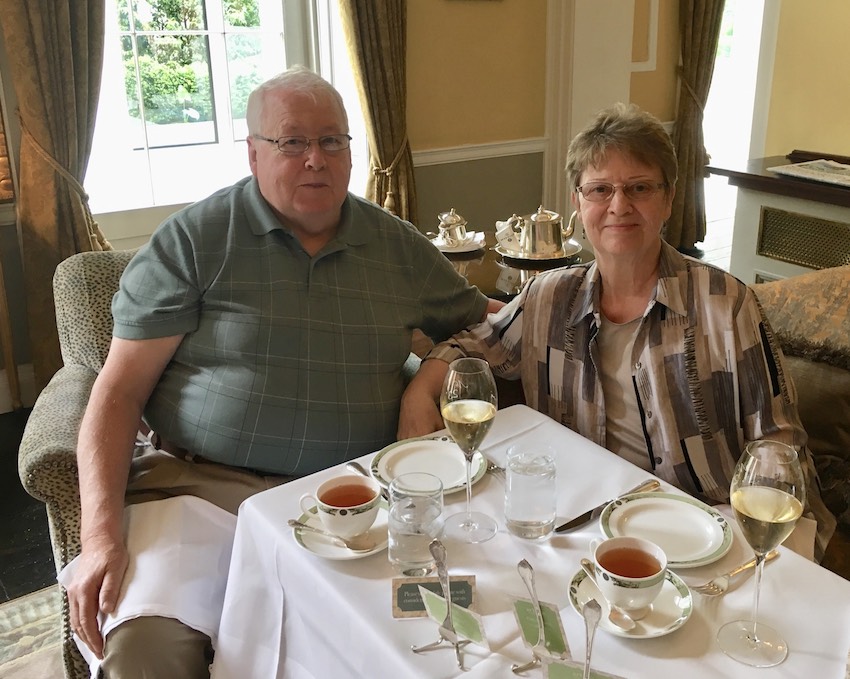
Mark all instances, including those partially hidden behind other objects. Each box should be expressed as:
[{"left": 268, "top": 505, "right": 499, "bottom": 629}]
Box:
[{"left": 767, "top": 159, "right": 850, "bottom": 188}]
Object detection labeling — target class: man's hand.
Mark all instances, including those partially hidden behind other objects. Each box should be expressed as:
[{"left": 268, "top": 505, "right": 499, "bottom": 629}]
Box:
[
  {"left": 398, "top": 359, "right": 452, "bottom": 440},
  {"left": 398, "top": 388, "right": 444, "bottom": 440},
  {"left": 485, "top": 297, "right": 506, "bottom": 317},
  {"left": 66, "top": 536, "right": 129, "bottom": 659}
]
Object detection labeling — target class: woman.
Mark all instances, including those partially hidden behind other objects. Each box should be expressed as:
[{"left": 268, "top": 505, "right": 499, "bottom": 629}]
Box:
[{"left": 401, "top": 103, "right": 835, "bottom": 559}]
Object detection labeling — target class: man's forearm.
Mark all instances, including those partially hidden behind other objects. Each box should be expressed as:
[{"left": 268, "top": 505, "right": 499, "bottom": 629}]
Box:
[
  {"left": 76, "top": 379, "right": 145, "bottom": 545},
  {"left": 406, "top": 357, "right": 451, "bottom": 405}
]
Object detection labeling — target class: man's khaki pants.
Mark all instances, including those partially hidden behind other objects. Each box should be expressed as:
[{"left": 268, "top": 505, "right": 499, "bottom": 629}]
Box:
[{"left": 99, "top": 447, "right": 290, "bottom": 679}]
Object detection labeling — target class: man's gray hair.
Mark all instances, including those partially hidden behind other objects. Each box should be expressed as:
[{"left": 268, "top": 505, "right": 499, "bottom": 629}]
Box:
[{"left": 246, "top": 65, "right": 348, "bottom": 135}]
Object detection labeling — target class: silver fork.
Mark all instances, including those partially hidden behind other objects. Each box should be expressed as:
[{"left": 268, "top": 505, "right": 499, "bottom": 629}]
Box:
[
  {"left": 486, "top": 460, "right": 505, "bottom": 480},
  {"left": 691, "top": 549, "right": 780, "bottom": 596}
]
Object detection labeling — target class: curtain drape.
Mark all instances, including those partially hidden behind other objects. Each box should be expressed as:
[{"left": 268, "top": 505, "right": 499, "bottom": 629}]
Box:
[
  {"left": 666, "top": 0, "right": 725, "bottom": 252},
  {"left": 0, "top": 1, "right": 110, "bottom": 394},
  {"left": 337, "top": 0, "right": 417, "bottom": 223}
]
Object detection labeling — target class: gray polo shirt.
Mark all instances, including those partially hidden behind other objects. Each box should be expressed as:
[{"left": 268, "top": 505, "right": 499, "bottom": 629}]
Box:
[{"left": 113, "top": 177, "right": 487, "bottom": 475}]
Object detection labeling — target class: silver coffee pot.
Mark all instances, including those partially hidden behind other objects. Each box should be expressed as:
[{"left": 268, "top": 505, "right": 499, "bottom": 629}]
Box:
[{"left": 502, "top": 206, "right": 574, "bottom": 258}]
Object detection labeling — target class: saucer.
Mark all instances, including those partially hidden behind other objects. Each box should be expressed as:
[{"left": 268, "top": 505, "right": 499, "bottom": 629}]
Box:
[
  {"left": 568, "top": 568, "right": 693, "bottom": 639},
  {"left": 431, "top": 231, "right": 486, "bottom": 253},
  {"left": 292, "top": 501, "right": 389, "bottom": 560}
]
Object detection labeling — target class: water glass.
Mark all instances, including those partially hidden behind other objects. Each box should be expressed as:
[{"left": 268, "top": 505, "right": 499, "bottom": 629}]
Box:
[
  {"left": 388, "top": 472, "right": 444, "bottom": 576},
  {"left": 505, "top": 444, "right": 557, "bottom": 539}
]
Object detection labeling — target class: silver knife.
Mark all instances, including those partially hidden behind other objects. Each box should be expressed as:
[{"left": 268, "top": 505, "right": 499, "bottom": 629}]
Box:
[{"left": 554, "top": 479, "right": 661, "bottom": 533}]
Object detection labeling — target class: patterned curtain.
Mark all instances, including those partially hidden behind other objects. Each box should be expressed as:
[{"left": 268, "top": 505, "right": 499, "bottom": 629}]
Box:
[
  {"left": 0, "top": 107, "right": 19, "bottom": 407},
  {"left": 666, "top": 0, "right": 725, "bottom": 252},
  {"left": 0, "top": 0, "right": 111, "bottom": 394},
  {"left": 337, "top": 0, "right": 417, "bottom": 223}
]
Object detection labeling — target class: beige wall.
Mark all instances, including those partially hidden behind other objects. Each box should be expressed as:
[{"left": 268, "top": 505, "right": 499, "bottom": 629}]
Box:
[
  {"left": 764, "top": 0, "right": 850, "bottom": 156},
  {"left": 407, "top": 0, "right": 547, "bottom": 149},
  {"left": 629, "top": 0, "right": 679, "bottom": 122}
]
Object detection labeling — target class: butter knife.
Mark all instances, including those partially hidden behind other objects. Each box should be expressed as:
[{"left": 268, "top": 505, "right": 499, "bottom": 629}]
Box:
[{"left": 554, "top": 479, "right": 661, "bottom": 533}]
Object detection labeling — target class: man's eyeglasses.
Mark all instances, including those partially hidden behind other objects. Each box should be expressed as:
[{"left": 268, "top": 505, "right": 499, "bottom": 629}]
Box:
[
  {"left": 253, "top": 134, "right": 352, "bottom": 155},
  {"left": 576, "top": 181, "right": 667, "bottom": 202}
]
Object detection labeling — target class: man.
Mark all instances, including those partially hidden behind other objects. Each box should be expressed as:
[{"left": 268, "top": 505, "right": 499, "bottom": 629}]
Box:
[{"left": 66, "top": 66, "right": 492, "bottom": 677}]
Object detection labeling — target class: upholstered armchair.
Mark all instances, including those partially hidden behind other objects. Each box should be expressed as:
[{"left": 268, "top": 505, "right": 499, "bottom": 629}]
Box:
[
  {"left": 752, "top": 265, "right": 850, "bottom": 558},
  {"left": 18, "top": 249, "right": 138, "bottom": 679}
]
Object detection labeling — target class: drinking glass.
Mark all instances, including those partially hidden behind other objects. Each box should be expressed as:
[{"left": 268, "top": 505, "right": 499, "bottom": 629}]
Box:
[
  {"left": 716, "top": 440, "right": 806, "bottom": 667},
  {"left": 388, "top": 472, "right": 444, "bottom": 576},
  {"left": 504, "top": 444, "right": 557, "bottom": 539},
  {"left": 440, "top": 357, "right": 498, "bottom": 543}
]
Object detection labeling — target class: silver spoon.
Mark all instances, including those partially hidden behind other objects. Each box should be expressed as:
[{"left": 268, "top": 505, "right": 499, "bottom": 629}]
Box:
[
  {"left": 512, "top": 559, "right": 547, "bottom": 673},
  {"left": 582, "top": 598, "right": 601, "bottom": 679},
  {"left": 345, "top": 461, "right": 390, "bottom": 501},
  {"left": 287, "top": 519, "right": 375, "bottom": 552},
  {"left": 345, "top": 460, "right": 371, "bottom": 478},
  {"left": 579, "top": 558, "right": 636, "bottom": 631}
]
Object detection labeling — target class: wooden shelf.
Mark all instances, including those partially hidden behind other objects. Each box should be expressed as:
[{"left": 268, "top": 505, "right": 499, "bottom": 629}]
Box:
[{"left": 707, "top": 156, "right": 850, "bottom": 209}]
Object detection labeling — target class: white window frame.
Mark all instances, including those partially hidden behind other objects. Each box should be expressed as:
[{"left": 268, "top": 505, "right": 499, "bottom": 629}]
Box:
[{"left": 89, "top": 0, "right": 368, "bottom": 248}]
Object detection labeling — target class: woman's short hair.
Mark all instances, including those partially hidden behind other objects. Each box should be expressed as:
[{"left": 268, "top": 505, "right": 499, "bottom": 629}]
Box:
[
  {"left": 565, "top": 103, "right": 677, "bottom": 195},
  {"left": 246, "top": 65, "right": 348, "bottom": 135}
]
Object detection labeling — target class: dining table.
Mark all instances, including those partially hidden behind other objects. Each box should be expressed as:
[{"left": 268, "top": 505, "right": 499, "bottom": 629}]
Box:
[{"left": 211, "top": 405, "right": 850, "bottom": 678}]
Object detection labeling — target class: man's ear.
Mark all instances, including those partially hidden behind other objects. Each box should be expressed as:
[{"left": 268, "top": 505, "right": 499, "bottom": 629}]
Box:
[{"left": 247, "top": 137, "right": 259, "bottom": 177}]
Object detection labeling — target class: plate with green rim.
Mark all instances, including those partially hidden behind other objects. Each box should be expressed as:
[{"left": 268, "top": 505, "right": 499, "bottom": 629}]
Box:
[
  {"left": 369, "top": 435, "right": 487, "bottom": 495},
  {"left": 599, "top": 492, "right": 733, "bottom": 568}
]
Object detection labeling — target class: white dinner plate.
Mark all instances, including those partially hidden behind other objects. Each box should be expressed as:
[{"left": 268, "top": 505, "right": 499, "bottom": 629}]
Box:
[
  {"left": 568, "top": 567, "right": 693, "bottom": 639},
  {"left": 599, "top": 492, "right": 733, "bottom": 568},
  {"left": 292, "top": 501, "right": 389, "bottom": 560},
  {"left": 370, "top": 436, "right": 487, "bottom": 495},
  {"left": 430, "top": 231, "right": 486, "bottom": 253}
]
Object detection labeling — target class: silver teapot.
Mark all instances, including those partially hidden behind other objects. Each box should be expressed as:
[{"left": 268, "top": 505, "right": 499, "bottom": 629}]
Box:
[
  {"left": 436, "top": 207, "right": 469, "bottom": 248},
  {"left": 496, "top": 206, "right": 575, "bottom": 258}
]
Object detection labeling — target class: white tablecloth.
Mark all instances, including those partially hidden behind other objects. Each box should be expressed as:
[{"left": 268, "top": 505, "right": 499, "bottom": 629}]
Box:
[{"left": 212, "top": 405, "right": 850, "bottom": 678}]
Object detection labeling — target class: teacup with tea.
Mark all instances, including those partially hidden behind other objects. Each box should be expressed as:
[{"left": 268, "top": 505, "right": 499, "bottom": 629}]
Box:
[
  {"left": 300, "top": 474, "right": 382, "bottom": 540},
  {"left": 589, "top": 536, "right": 667, "bottom": 619}
]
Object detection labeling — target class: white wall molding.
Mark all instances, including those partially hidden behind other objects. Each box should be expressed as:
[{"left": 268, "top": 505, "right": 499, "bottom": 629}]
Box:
[
  {"left": 749, "top": 1, "right": 779, "bottom": 159},
  {"left": 412, "top": 138, "right": 546, "bottom": 168},
  {"left": 631, "top": 0, "right": 659, "bottom": 72},
  {"left": 543, "top": 0, "right": 573, "bottom": 213}
]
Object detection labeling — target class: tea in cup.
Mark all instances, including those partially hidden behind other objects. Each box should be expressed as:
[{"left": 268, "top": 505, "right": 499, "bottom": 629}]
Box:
[
  {"left": 300, "top": 474, "right": 382, "bottom": 540},
  {"left": 589, "top": 536, "right": 667, "bottom": 618}
]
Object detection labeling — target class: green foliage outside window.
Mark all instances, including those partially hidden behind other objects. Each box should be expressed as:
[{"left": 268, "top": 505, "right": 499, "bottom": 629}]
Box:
[{"left": 120, "top": 0, "right": 259, "bottom": 126}]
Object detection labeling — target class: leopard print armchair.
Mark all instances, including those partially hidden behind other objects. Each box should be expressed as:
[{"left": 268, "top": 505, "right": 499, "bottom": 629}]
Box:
[{"left": 18, "top": 249, "right": 138, "bottom": 679}]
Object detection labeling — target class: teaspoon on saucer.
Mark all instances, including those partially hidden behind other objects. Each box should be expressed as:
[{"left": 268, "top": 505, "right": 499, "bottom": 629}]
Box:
[
  {"left": 579, "top": 559, "right": 636, "bottom": 631},
  {"left": 288, "top": 519, "right": 375, "bottom": 552}
]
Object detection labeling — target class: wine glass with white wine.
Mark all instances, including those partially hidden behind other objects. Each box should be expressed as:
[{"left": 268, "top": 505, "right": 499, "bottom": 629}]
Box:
[
  {"left": 440, "top": 357, "right": 498, "bottom": 543},
  {"left": 717, "top": 439, "right": 806, "bottom": 667}
]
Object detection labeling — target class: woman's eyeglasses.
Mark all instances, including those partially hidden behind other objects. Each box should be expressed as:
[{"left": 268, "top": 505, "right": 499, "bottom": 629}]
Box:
[
  {"left": 576, "top": 181, "right": 667, "bottom": 202},
  {"left": 253, "top": 134, "right": 352, "bottom": 155}
]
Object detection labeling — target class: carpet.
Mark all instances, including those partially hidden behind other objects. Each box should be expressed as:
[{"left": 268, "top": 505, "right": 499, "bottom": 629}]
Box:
[{"left": 0, "top": 585, "right": 63, "bottom": 677}]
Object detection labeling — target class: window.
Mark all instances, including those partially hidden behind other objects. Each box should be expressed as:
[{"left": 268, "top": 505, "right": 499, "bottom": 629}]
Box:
[{"left": 86, "top": 0, "right": 368, "bottom": 215}]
